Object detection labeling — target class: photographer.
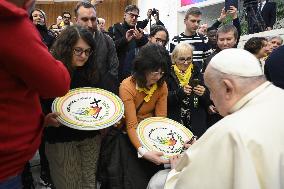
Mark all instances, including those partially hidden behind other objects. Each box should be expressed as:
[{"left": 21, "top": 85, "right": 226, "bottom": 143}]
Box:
[
  {"left": 108, "top": 5, "right": 148, "bottom": 82},
  {"left": 137, "top": 8, "right": 165, "bottom": 29}
]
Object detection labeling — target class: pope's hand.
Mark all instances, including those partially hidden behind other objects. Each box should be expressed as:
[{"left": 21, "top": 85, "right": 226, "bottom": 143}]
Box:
[
  {"left": 170, "top": 154, "right": 182, "bottom": 169},
  {"left": 143, "top": 151, "right": 169, "bottom": 165}
]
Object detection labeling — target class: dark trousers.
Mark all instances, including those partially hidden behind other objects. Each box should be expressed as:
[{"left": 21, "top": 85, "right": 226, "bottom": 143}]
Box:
[{"left": 97, "top": 128, "right": 163, "bottom": 189}]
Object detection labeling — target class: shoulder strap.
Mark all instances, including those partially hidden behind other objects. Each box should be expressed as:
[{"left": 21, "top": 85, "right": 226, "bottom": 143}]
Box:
[{"left": 136, "top": 100, "right": 145, "bottom": 114}]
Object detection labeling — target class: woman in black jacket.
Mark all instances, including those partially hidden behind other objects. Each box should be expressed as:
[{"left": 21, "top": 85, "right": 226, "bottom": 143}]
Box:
[
  {"left": 43, "top": 25, "right": 102, "bottom": 189},
  {"left": 167, "top": 43, "right": 210, "bottom": 138}
]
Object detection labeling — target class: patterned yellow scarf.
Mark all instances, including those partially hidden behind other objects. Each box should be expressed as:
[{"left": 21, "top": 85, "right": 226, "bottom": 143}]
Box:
[
  {"left": 137, "top": 83, "right": 158, "bottom": 102},
  {"left": 173, "top": 64, "right": 193, "bottom": 87}
]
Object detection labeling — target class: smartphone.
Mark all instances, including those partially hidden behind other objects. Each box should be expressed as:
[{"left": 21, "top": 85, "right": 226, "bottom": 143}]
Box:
[
  {"left": 225, "top": 0, "right": 238, "bottom": 12},
  {"left": 136, "top": 21, "right": 147, "bottom": 31},
  {"left": 191, "top": 79, "right": 200, "bottom": 88}
]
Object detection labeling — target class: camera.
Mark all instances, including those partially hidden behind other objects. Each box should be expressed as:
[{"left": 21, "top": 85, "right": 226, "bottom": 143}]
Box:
[{"left": 151, "top": 8, "right": 158, "bottom": 16}]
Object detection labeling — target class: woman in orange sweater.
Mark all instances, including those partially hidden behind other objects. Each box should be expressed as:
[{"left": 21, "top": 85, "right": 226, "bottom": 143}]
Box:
[{"left": 98, "top": 44, "right": 169, "bottom": 189}]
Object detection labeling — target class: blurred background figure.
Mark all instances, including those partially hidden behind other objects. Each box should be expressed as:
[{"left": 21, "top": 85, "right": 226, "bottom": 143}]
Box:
[
  {"left": 267, "top": 36, "right": 283, "bottom": 54},
  {"left": 97, "top": 17, "right": 107, "bottom": 34},
  {"left": 49, "top": 23, "right": 61, "bottom": 38},
  {"left": 197, "top": 23, "right": 208, "bottom": 35},
  {"left": 259, "top": 0, "right": 277, "bottom": 31},
  {"left": 244, "top": 37, "right": 269, "bottom": 70},
  {"left": 60, "top": 11, "right": 73, "bottom": 29},
  {"left": 56, "top": 15, "right": 63, "bottom": 26},
  {"left": 30, "top": 9, "right": 55, "bottom": 49}
]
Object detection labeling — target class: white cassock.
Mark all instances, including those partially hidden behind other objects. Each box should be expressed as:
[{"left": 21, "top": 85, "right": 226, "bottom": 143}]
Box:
[{"left": 164, "top": 82, "right": 284, "bottom": 189}]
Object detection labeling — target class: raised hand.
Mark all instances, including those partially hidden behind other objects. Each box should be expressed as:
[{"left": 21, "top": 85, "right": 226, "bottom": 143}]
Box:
[
  {"left": 228, "top": 6, "right": 238, "bottom": 19},
  {"left": 126, "top": 29, "right": 135, "bottom": 42}
]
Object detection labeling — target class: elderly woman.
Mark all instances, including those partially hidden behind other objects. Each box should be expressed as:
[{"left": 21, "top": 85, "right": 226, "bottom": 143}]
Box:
[
  {"left": 167, "top": 43, "right": 209, "bottom": 137},
  {"left": 98, "top": 44, "right": 169, "bottom": 189}
]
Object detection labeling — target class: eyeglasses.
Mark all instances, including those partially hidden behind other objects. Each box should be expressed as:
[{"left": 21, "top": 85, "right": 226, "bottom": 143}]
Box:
[
  {"left": 126, "top": 12, "right": 140, "bottom": 19},
  {"left": 73, "top": 47, "right": 93, "bottom": 57},
  {"left": 177, "top": 57, "right": 192, "bottom": 64},
  {"left": 154, "top": 37, "right": 167, "bottom": 45},
  {"left": 63, "top": 15, "right": 71, "bottom": 19},
  {"left": 149, "top": 71, "right": 165, "bottom": 77}
]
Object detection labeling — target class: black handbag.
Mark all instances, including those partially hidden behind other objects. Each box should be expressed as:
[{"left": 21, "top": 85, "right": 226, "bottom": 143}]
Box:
[{"left": 97, "top": 101, "right": 163, "bottom": 189}]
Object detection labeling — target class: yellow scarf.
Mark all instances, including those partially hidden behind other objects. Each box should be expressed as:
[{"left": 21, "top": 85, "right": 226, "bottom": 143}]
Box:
[
  {"left": 173, "top": 64, "right": 193, "bottom": 87},
  {"left": 137, "top": 83, "right": 158, "bottom": 102}
]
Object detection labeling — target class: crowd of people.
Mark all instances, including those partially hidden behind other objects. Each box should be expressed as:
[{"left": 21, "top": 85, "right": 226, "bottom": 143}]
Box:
[{"left": 1, "top": 0, "right": 284, "bottom": 189}]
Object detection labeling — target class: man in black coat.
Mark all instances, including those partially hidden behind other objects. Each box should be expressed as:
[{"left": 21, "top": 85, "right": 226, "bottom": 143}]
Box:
[
  {"left": 75, "top": 1, "right": 119, "bottom": 94},
  {"left": 108, "top": 5, "right": 148, "bottom": 82},
  {"left": 259, "top": 0, "right": 277, "bottom": 30}
]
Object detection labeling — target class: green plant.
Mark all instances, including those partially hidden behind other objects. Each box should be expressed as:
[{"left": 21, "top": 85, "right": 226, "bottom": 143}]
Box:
[{"left": 276, "top": 0, "right": 284, "bottom": 20}]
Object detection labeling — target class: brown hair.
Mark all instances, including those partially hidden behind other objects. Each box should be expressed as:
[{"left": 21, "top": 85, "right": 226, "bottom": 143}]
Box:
[{"left": 185, "top": 7, "right": 202, "bottom": 20}]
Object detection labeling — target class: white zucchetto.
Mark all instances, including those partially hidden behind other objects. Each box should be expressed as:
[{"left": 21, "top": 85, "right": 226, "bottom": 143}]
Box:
[{"left": 209, "top": 49, "right": 263, "bottom": 77}]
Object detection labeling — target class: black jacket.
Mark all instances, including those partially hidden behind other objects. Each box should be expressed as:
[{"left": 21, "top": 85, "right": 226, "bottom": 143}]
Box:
[
  {"left": 92, "top": 30, "right": 119, "bottom": 94},
  {"left": 35, "top": 24, "right": 55, "bottom": 49},
  {"left": 261, "top": 1, "right": 277, "bottom": 28},
  {"left": 108, "top": 21, "right": 148, "bottom": 82},
  {"left": 264, "top": 46, "right": 284, "bottom": 89},
  {"left": 167, "top": 67, "right": 210, "bottom": 137}
]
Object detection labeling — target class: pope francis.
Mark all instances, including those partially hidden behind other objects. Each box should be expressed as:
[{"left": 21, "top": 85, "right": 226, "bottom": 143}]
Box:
[{"left": 148, "top": 48, "right": 284, "bottom": 189}]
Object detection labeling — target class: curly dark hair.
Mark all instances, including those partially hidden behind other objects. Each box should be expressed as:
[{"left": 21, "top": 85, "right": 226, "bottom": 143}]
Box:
[
  {"left": 244, "top": 37, "right": 267, "bottom": 55},
  {"left": 149, "top": 25, "right": 169, "bottom": 45},
  {"left": 51, "top": 25, "right": 98, "bottom": 82},
  {"left": 132, "top": 44, "right": 168, "bottom": 88}
]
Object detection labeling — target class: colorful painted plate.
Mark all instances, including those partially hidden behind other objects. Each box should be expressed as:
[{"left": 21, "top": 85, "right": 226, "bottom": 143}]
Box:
[
  {"left": 52, "top": 87, "right": 124, "bottom": 130},
  {"left": 137, "top": 117, "right": 193, "bottom": 158}
]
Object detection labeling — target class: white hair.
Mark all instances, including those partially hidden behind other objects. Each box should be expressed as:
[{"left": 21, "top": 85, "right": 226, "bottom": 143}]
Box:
[{"left": 206, "top": 65, "right": 266, "bottom": 94}]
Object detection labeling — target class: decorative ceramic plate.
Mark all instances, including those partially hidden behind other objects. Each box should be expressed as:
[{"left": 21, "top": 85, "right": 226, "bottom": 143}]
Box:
[
  {"left": 137, "top": 117, "right": 193, "bottom": 158},
  {"left": 52, "top": 87, "right": 124, "bottom": 130}
]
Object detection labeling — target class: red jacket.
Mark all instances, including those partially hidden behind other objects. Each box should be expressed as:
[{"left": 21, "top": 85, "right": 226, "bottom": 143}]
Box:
[{"left": 0, "top": 0, "right": 70, "bottom": 181}]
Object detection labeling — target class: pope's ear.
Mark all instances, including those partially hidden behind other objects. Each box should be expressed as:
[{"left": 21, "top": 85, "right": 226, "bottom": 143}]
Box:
[{"left": 223, "top": 79, "right": 234, "bottom": 99}]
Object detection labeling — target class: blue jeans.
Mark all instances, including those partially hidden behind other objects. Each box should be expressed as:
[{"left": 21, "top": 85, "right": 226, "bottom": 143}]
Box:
[{"left": 0, "top": 175, "right": 22, "bottom": 189}]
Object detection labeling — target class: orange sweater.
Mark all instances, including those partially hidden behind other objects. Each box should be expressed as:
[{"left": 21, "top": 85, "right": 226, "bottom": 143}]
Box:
[{"left": 119, "top": 76, "right": 168, "bottom": 149}]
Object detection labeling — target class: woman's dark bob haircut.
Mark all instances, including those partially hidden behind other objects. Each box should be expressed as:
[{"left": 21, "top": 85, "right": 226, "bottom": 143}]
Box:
[{"left": 132, "top": 44, "right": 168, "bottom": 88}]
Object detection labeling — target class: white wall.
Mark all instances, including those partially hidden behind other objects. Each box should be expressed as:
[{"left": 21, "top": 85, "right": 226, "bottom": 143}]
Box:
[
  {"left": 137, "top": 0, "right": 224, "bottom": 43},
  {"left": 238, "top": 28, "right": 284, "bottom": 48},
  {"left": 138, "top": 0, "right": 179, "bottom": 46}
]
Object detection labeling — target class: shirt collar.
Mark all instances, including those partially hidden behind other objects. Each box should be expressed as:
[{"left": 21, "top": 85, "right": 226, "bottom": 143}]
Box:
[{"left": 229, "top": 81, "right": 271, "bottom": 114}]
